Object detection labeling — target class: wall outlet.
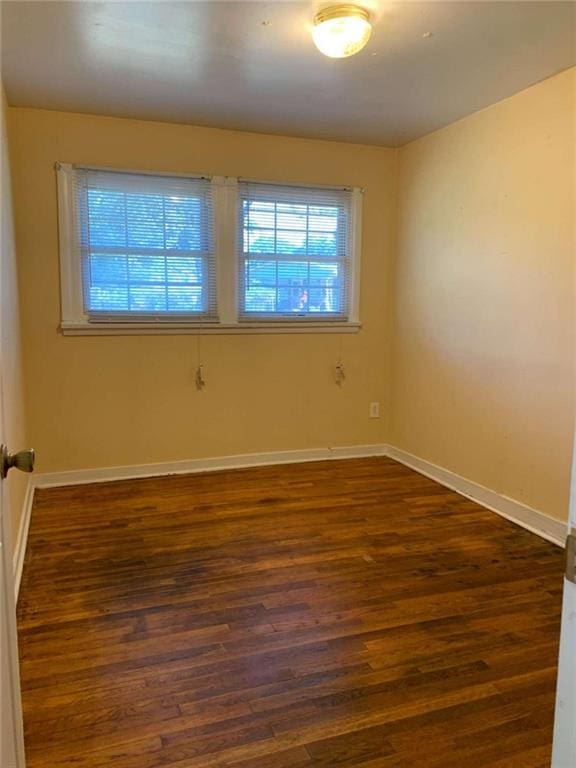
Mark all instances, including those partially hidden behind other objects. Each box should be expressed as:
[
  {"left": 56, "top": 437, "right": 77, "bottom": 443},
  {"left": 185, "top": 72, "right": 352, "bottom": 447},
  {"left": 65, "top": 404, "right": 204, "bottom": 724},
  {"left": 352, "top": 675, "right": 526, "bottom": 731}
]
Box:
[{"left": 369, "top": 402, "right": 380, "bottom": 418}]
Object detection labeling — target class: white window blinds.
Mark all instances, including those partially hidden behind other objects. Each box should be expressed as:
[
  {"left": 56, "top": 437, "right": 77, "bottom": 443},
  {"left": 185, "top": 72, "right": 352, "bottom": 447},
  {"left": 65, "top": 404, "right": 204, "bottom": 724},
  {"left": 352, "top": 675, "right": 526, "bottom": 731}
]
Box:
[
  {"left": 237, "top": 182, "right": 353, "bottom": 321},
  {"left": 73, "top": 168, "right": 216, "bottom": 320}
]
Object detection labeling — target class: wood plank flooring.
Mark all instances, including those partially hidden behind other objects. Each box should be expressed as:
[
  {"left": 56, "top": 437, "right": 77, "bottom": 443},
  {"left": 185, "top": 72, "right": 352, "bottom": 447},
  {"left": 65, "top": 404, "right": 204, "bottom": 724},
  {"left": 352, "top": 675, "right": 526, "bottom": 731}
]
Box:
[{"left": 17, "top": 457, "right": 564, "bottom": 767}]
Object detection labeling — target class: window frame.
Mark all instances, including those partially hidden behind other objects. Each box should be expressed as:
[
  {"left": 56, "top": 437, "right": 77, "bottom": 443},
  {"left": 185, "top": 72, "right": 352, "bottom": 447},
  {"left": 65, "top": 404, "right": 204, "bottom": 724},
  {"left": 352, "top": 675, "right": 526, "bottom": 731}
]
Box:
[
  {"left": 237, "top": 181, "right": 355, "bottom": 323},
  {"left": 57, "top": 165, "right": 363, "bottom": 336}
]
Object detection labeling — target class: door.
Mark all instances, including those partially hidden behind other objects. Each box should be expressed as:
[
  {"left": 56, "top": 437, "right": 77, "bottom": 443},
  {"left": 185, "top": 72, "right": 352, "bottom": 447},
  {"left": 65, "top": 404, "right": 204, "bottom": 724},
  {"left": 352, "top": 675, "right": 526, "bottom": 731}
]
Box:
[
  {"left": 0, "top": 444, "right": 28, "bottom": 765},
  {"left": 552, "top": 443, "right": 576, "bottom": 767},
  {"left": 0, "top": 457, "right": 27, "bottom": 765},
  {"left": 0, "top": 499, "right": 25, "bottom": 768}
]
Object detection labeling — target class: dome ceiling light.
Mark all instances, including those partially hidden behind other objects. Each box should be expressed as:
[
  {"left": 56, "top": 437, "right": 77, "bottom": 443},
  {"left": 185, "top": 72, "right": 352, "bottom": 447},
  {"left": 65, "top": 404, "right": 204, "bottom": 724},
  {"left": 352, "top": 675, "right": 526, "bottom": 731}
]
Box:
[{"left": 312, "top": 5, "right": 372, "bottom": 59}]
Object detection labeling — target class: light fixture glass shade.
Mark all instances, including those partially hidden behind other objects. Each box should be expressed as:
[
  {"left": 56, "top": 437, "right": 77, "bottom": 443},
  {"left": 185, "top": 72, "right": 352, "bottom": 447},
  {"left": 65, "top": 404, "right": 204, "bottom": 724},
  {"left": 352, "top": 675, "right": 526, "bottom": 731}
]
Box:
[{"left": 312, "top": 5, "right": 372, "bottom": 59}]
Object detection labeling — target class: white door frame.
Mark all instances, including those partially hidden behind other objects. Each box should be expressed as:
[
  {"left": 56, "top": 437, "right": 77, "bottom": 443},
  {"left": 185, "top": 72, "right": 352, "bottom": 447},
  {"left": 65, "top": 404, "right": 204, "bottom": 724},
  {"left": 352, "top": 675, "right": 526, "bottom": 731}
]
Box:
[
  {"left": 552, "top": 438, "right": 576, "bottom": 767},
  {"left": 0, "top": 361, "right": 26, "bottom": 768},
  {"left": 0, "top": 492, "right": 26, "bottom": 768},
  {"left": 0, "top": 111, "right": 26, "bottom": 763}
]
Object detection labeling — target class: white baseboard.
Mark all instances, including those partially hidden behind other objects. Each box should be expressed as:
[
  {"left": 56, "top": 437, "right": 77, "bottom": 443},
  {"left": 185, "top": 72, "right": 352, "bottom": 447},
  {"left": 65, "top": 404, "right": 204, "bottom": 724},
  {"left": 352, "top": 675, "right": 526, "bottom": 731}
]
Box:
[
  {"left": 387, "top": 445, "right": 567, "bottom": 548},
  {"left": 12, "top": 476, "right": 35, "bottom": 600},
  {"left": 33, "top": 444, "right": 389, "bottom": 489}
]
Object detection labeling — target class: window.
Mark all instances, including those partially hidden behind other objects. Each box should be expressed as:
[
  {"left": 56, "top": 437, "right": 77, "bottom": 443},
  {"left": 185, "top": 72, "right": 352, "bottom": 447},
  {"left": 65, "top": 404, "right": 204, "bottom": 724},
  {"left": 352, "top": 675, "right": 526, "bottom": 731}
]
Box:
[
  {"left": 57, "top": 165, "right": 362, "bottom": 335},
  {"left": 238, "top": 182, "right": 352, "bottom": 321},
  {"left": 58, "top": 166, "right": 216, "bottom": 323}
]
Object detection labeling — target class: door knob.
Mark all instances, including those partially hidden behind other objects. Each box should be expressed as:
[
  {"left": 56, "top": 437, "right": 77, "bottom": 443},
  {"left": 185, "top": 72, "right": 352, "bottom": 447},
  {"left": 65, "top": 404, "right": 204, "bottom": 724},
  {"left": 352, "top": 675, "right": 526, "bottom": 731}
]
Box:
[{"left": 0, "top": 445, "right": 35, "bottom": 480}]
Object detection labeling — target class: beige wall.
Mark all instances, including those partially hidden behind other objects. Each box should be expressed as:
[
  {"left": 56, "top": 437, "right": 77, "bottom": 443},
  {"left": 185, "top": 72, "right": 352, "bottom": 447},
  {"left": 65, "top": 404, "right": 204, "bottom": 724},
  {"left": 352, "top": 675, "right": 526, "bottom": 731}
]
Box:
[
  {"left": 1, "top": 90, "right": 28, "bottom": 552},
  {"left": 392, "top": 68, "right": 575, "bottom": 521},
  {"left": 6, "top": 68, "right": 575, "bottom": 523},
  {"left": 7, "top": 109, "right": 396, "bottom": 473}
]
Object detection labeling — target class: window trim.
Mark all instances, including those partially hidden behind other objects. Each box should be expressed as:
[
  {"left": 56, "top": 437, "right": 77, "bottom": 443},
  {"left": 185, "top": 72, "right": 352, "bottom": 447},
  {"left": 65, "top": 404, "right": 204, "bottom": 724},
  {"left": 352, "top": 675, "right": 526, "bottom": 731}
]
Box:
[
  {"left": 236, "top": 180, "right": 357, "bottom": 324},
  {"left": 57, "top": 164, "right": 363, "bottom": 335}
]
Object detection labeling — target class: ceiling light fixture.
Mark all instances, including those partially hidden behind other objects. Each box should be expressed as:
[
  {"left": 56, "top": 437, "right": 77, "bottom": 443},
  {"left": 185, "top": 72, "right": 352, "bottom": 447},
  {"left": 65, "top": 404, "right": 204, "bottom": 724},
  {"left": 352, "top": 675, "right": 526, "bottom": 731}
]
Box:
[{"left": 312, "top": 5, "right": 372, "bottom": 59}]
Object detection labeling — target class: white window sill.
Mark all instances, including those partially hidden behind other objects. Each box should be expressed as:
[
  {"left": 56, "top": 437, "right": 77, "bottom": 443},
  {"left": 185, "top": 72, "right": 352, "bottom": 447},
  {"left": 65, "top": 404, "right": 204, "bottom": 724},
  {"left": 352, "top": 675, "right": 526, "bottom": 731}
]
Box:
[{"left": 60, "top": 321, "right": 362, "bottom": 336}]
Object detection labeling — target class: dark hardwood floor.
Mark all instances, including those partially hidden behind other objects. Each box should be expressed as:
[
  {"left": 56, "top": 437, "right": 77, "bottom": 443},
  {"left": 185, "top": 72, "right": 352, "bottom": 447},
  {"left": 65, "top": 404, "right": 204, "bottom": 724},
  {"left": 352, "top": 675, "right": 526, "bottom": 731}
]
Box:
[{"left": 17, "top": 457, "right": 564, "bottom": 767}]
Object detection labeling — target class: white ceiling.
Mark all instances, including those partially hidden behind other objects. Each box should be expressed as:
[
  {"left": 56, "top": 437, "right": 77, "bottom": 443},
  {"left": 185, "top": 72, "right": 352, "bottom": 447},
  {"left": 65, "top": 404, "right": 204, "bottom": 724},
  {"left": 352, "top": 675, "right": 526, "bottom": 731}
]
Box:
[{"left": 2, "top": 1, "right": 575, "bottom": 146}]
